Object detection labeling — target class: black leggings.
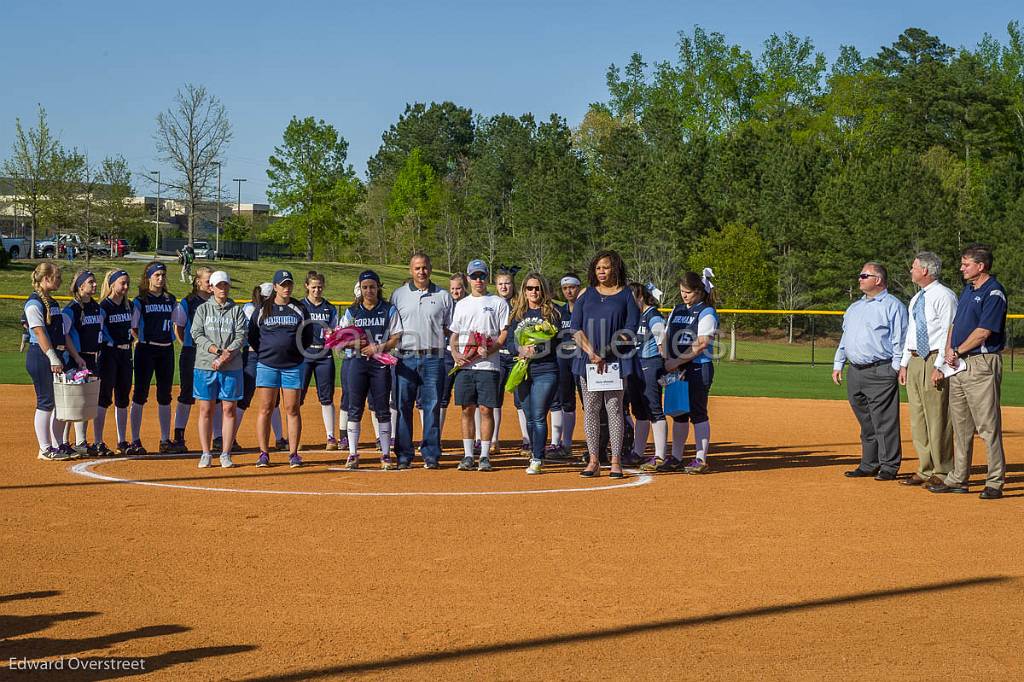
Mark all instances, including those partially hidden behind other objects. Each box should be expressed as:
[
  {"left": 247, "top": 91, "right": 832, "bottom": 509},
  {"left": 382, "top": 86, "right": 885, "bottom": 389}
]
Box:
[
  {"left": 133, "top": 343, "right": 175, "bottom": 406},
  {"left": 346, "top": 358, "right": 392, "bottom": 421},
  {"left": 98, "top": 347, "right": 133, "bottom": 409},
  {"left": 177, "top": 346, "right": 196, "bottom": 405}
]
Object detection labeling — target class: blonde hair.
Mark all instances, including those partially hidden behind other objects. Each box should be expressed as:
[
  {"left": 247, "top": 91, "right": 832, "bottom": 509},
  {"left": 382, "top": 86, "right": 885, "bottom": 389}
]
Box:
[
  {"left": 101, "top": 269, "right": 131, "bottom": 311},
  {"left": 70, "top": 269, "right": 96, "bottom": 304},
  {"left": 510, "top": 272, "right": 558, "bottom": 325},
  {"left": 191, "top": 265, "right": 214, "bottom": 296},
  {"left": 31, "top": 262, "right": 60, "bottom": 325},
  {"left": 138, "top": 261, "right": 170, "bottom": 300}
]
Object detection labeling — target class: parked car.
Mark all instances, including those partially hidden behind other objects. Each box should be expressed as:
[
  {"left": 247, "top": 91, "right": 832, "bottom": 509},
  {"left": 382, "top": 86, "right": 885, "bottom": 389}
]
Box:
[
  {"left": 109, "top": 238, "right": 130, "bottom": 257},
  {"left": 192, "top": 241, "right": 217, "bottom": 259},
  {"left": 2, "top": 235, "right": 28, "bottom": 259}
]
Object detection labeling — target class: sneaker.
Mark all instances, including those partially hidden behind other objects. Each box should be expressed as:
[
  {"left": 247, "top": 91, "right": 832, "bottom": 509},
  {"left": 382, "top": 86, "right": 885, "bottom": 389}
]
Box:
[
  {"left": 289, "top": 453, "right": 303, "bottom": 468},
  {"left": 639, "top": 457, "right": 660, "bottom": 473},
  {"left": 526, "top": 459, "right": 543, "bottom": 475},
  {"left": 58, "top": 443, "right": 77, "bottom": 458},
  {"left": 38, "top": 447, "right": 72, "bottom": 461},
  {"left": 115, "top": 441, "right": 131, "bottom": 456},
  {"left": 684, "top": 458, "right": 708, "bottom": 474},
  {"left": 325, "top": 436, "right": 338, "bottom": 451},
  {"left": 375, "top": 438, "right": 382, "bottom": 452},
  {"left": 220, "top": 454, "right": 234, "bottom": 468},
  {"left": 70, "top": 442, "right": 90, "bottom": 457},
  {"left": 397, "top": 460, "right": 411, "bottom": 470},
  {"left": 423, "top": 461, "right": 440, "bottom": 470},
  {"left": 655, "top": 457, "right": 681, "bottom": 473},
  {"left": 339, "top": 435, "right": 350, "bottom": 451},
  {"left": 256, "top": 452, "right": 270, "bottom": 467},
  {"left": 457, "top": 456, "right": 475, "bottom": 471},
  {"left": 197, "top": 453, "right": 213, "bottom": 468},
  {"left": 519, "top": 440, "right": 531, "bottom": 455},
  {"left": 159, "top": 440, "right": 176, "bottom": 454},
  {"left": 477, "top": 457, "right": 493, "bottom": 472},
  {"left": 94, "top": 442, "right": 113, "bottom": 457},
  {"left": 212, "top": 436, "right": 222, "bottom": 452},
  {"left": 275, "top": 438, "right": 289, "bottom": 452},
  {"left": 543, "top": 444, "right": 567, "bottom": 461},
  {"left": 621, "top": 451, "right": 644, "bottom": 467},
  {"left": 127, "top": 440, "right": 147, "bottom": 456},
  {"left": 345, "top": 454, "right": 359, "bottom": 470},
  {"left": 380, "top": 455, "right": 395, "bottom": 470}
]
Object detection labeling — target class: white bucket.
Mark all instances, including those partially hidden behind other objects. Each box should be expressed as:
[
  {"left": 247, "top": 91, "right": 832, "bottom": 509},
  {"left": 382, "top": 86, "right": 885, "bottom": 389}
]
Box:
[{"left": 54, "top": 378, "right": 101, "bottom": 422}]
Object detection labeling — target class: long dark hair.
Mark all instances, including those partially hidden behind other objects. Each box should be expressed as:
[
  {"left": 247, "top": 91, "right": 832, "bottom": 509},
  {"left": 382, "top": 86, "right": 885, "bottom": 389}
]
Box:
[
  {"left": 587, "top": 250, "right": 627, "bottom": 289},
  {"left": 629, "top": 282, "right": 657, "bottom": 308},
  {"left": 677, "top": 271, "right": 718, "bottom": 307}
]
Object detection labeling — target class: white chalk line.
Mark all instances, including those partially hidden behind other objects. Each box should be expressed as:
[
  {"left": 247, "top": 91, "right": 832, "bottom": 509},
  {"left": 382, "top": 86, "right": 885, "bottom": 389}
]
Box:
[{"left": 69, "top": 458, "right": 653, "bottom": 497}]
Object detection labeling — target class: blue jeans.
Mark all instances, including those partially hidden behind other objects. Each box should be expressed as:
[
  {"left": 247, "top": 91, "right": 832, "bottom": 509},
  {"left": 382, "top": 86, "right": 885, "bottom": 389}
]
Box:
[
  {"left": 395, "top": 353, "right": 444, "bottom": 465},
  {"left": 515, "top": 368, "right": 559, "bottom": 461}
]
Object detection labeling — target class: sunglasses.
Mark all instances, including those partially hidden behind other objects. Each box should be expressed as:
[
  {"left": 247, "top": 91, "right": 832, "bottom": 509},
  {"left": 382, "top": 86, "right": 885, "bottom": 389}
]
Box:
[
  {"left": 858, "top": 273, "right": 879, "bottom": 280},
  {"left": 524, "top": 285, "right": 541, "bottom": 292},
  {"left": 468, "top": 273, "right": 487, "bottom": 281}
]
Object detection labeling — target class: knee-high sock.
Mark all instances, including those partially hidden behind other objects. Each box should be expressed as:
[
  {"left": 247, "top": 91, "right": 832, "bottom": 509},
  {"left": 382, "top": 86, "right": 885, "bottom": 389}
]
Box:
[
  {"left": 130, "top": 403, "right": 144, "bottom": 442},
  {"left": 115, "top": 406, "right": 128, "bottom": 444},
  {"left": 418, "top": 409, "right": 424, "bottom": 430},
  {"left": 652, "top": 419, "right": 668, "bottom": 460},
  {"left": 338, "top": 408, "right": 349, "bottom": 434},
  {"left": 50, "top": 412, "right": 66, "bottom": 446},
  {"left": 157, "top": 404, "right": 171, "bottom": 441},
  {"left": 624, "top": 412, "right": 635, "bottom": 432},
  {"left": 633, "top": 419, "right": 651, "bottom": 456},
  {"left": 694, "top": 421, "right": 711, "bottom": 462},
  {"left": 550, "top": 409, "right": 563, "bottom": 445},
  {"left": 561, "top": 412, "right": 576, "bottom": 449},
  {"left": 174, "top": 403, "right": 191, "bottom": 430},
  {"left": 94, "top": 407, "right": 107, "bottom": 445},
  {"left": 475, "top": 410, "right": 482, "bottom": 442},
  {"left": 439, "top": 407, "right": 447, "bottom": 435},
  {"left": 371, "top": 411, "right": 380, "bottom": 439},
  {"left": 516, "top": 408, "right": 529, "bottom": 443},
  {"left": 671, "top": 420, "right": 690, "bottom": 461},
  {"left": 389, "top": 408, "right": 398, "bottom": 430},
  {"left": 74, "top": 421, "right": 88, "bottom": 446},
  {"left": 322, "top": 404, "right": 335, "bottom": 440},
  {"left": 271, "top": 407, "right": 283, "bottom": 440},
  {"left": 378, "top": 421, "right": 392, "bottom": 458},
  {"left": 212, "top": 407, "right": 223, "bottom": 439},
  {"left": 34, "top": 409, "right": 52, "bottom": 450},
  {"left": 347, "top": 421, "right": 360, "bottom": 457},
  {"left": 491, "top": 408, "right": 501, "bottom": 443}
]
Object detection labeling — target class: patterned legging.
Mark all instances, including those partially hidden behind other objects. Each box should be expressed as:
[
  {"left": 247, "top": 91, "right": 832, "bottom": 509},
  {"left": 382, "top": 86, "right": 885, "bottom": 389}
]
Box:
[{"left": 579, "top": 377, "right": 624, "bottom": 461}]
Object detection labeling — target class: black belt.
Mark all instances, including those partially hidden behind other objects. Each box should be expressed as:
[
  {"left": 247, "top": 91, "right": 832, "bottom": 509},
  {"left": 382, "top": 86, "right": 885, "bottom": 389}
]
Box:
[{"left": 851, "top": 359, "right": 891, "bottom": 370}]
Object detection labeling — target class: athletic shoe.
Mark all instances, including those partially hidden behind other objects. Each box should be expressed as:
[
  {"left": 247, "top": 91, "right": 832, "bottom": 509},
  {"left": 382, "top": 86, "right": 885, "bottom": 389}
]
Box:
[
  {"left": 159, "top": 440, "right": 177, "bottom": 454},
  {"left": 325, "top": 436, "right": 338, "bottom": 451},
  {"left": 457, "top": 456, "right": 475, "bottom": 471},
  {"left": 621, "top": 451, "right": 644, "bottom": 467},
  {"left": 289, "top": 453, "right": 303, "bottom": 468},
  {"left": 380, "top": 455, "right": 395, "bottom": 470},
  {"left": 127, "top": 440, "right": 147, "bottom": 456},
  {"left": 197, "top": 453, "right": 213, "bottom": 468},
  {"left": 38, "top": 447, "right": 72, "bottom": 461},
  {"left": 473, "top": 440, "right": 481, "bottom": 456},
  {"left": 212, "top": 437, "right": 222, "bottom": 452},
  {"left": 94, "top": 442, "right": 114, "bottom": 457},
  {"left": 275, "top": 438, "right": 289, "bottom": 452},
  {"left": 543, "top": 444, "right": 567, "bottom": 461},
  {"left": 345, "top": 454, "right": 359, "bottom": 470},
  {"left": 397, "top": 461, "right": 411, "bottom": 470},
  {"left": 477, "top": 457, "right": 493, "bottom": 472},
  {"left": 423, "top": 461, "right": 440, "bottom": 470},
  {"left": 526, "top": 459, "right": 543, "bottom": 475},
  {"left": 58, "top": 443, "right": 77, "bottom": 458},
  {"left": 256, "top": 452, "right": 270, "bottom": 467},
  {"left": 519, "top": 440, "right": 531, "bottom": 455},
  {"left": 639, "top": 457, "right": 660, "bottom": 473},
  {"left": 115, "top": 441, "right": 131, "bottom": 456},
  {"left": 375, "top": 438, "right": 382, "bottom": 452},
  {"left": 231, "top": 440, "right": 243, "bottom": 453},
  {"left": 339, "top": 435, "right": 350, "bottom": 451},
  {"left": 684, "top": 459, "right": 708, "bottom": 474},
  {"left": 655, "top": 457, "right": 681, "bottom": 473},
  {"left": 220, "top": 454, "right": 234, "bottom": 468}
]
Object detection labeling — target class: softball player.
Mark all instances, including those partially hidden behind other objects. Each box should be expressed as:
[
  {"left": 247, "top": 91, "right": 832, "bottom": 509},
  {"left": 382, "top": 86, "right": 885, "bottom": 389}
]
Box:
[
  {"left": 550, "top": 273, "right": 582, "bottom": 457},
  {"left": 627, "top": 282, "right": 668, "bottom": 471},
  {"left": 26, "top": 262, "right": 81, "bottom": 460},
  {"left": 660, "top": 270, "right": 719, "bottom": 473},
  {"left": 299, "top": 271, "right": 339, "bottom": 450},
  {"left": 340, "top": 270, "right": 403, "bottom": 469},
  {"left": 128, "top": 261, "right": 178, "bottom": 455},
  {"left": 63, "top": 270, "right": 104, "bottom": 455},
  {"left": 171, "top": 266, "right": 213, "bottom": 453},
  {"left": 237, "top": 283, "right": 286, "bottom": 449},
  {"left": 97, "top": 269, "right": 134, "bottom": 455},
  {"left": 248, "top": 269, "right": 311, "bottom": 467}
]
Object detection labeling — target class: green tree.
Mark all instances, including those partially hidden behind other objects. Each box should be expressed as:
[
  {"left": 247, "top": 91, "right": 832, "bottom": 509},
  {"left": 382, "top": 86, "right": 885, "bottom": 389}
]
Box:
[{"left": 2, "top": 105, "right": 60, "bottom": 256}]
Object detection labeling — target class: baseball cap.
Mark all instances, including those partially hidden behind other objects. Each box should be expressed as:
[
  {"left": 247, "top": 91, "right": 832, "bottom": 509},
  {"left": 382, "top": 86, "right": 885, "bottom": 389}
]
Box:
[
  {"left": 467, "top": 259, "right": 489, "bottom": 276},
  {"left": 210, "top": 271, "right": 230, "bottom": 287},
  {"left": 273, "top": 269, "right": 293, "bottom": 285},
  {"left": 259, "top": 282, "right": 273, "bottom": 297}
]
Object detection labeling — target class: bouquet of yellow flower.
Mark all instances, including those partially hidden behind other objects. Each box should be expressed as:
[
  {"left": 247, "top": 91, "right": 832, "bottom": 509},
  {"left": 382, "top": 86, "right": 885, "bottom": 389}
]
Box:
[{"left": 504, "top": 318, "right": 558, "bottom": 392}]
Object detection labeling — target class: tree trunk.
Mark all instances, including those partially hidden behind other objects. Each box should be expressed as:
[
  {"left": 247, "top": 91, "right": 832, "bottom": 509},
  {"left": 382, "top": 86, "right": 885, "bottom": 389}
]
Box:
[
  {"left": 306, "top": 223, "right": 314, "bottom": 261},
  {"left": 729, "top": 320, "right": 737, "bottom": 361},
  {"left": 787, "top": 315, "right": 794, "bottom": 344}
]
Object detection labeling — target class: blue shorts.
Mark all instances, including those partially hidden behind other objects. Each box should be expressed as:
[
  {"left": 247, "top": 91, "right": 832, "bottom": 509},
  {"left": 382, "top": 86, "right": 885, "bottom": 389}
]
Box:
[
  {"left": 256, "top": 362, "right": 304, "bottom": 390},
  {"left": 193, "top": 368, "right": 244, "bottom": 402}
]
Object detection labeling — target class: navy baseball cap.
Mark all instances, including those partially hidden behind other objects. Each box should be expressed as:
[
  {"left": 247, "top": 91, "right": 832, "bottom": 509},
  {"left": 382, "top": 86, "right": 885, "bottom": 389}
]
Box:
[
  {"left": 467, "top": 259, "right": 489, "bottom": 276},
  {"left": 273, "top": 269, "right": 293, "bottom": 285},
  {"left": 358, "top": 269, "right": 381, "bottom": 284}
]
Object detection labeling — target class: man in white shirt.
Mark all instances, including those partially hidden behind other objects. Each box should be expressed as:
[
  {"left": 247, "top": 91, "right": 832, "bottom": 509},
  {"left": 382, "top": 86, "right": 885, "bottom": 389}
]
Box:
[
  {"left": 450, "top": 259, "right": 509, "bottom": 471},
  {"left": 897, "top": 251, "right": 958, "bottom": 487}
]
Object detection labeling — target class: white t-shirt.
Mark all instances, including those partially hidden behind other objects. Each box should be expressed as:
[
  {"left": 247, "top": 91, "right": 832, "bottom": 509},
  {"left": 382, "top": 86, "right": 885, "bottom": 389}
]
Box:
[{"left": 449, "top": 293, "right": 509, "bottom": 372}]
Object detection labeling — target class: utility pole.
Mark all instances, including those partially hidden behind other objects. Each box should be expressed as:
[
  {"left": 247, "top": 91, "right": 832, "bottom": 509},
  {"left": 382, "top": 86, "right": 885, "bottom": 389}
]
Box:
[
  {"left": 148, "top": 170, "right": 161, "bottom": 254},
  {"left": 232, "top": 178, "right": 247, "bottom": 221},
  {"left": 214, "top": 161, "right": 222, "bottom": 258}
]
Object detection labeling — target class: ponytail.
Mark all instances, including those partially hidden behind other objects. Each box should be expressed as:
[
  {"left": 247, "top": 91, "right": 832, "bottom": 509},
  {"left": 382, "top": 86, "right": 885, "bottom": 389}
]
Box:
[{"left": 31, "top": 262, "right": 60, "bottom": 325}]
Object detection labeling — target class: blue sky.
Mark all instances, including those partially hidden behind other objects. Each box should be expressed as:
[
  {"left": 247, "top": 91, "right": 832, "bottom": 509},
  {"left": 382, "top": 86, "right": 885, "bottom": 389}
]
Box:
[{"left": 2, "top": 0, "right": 1019, "bottom": 203}]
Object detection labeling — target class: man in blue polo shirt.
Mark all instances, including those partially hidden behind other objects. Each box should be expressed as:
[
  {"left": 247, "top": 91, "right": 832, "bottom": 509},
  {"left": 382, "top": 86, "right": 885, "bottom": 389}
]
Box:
[
  {"left": 928, "top": 244, "right": 1008, "bottom": 500},
  {"left": 832, "top": 262, "right": 908, "bottom": 481}
]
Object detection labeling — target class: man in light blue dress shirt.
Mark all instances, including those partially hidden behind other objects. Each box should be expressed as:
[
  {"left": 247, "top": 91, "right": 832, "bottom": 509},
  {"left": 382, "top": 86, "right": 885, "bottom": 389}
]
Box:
[{"left": 832, "top": 262, "right": 909, "bottom": 480}]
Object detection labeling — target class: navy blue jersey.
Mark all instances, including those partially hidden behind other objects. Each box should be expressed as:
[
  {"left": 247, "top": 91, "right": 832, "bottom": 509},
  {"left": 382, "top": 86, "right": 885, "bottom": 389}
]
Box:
[
  {"left": 248, "top": 300, "right": 311, "bottom": 369},
  {"left": 176, "top": 293, "right": 208, "bottom": 348},
  {"left": 63, "top": 299, "right": 103, "bottom": 353},
  {"left": 25, "top": 293, "right": 66, "bottom": 347},
  {"left": 342, "top": 300, "right": 400, "bottom": 345},
  {"left": 133, "top": 292, "right": 177, "bottom": 344},
  {"left": 951, "top": 276, "right": 1008, "bottom": 354},
  {"left": 301, "top": 298, "right": 338, "bottom": 347},
  {"left": 100, "top": 297, "right": 134, "bottom": 347},
  {"left": 666, "top": 301, "right": 718, "bottom": 364},
  {"left": 636, "top": 306, "right": 665, "bottom": 359},
  {"left": 555, "top": 302, "right": 576, "bottom": 354}
]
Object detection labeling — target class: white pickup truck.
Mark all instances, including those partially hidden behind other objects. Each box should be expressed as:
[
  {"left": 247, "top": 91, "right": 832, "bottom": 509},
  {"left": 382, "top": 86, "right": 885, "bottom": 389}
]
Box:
[{"left": 2, "top": 235, "right": 28, "bottom": 259}]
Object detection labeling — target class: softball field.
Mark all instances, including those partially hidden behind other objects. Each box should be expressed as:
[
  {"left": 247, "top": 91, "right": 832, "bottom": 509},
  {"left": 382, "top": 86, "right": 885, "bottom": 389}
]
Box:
[{"left": 1, "top": 386, "right": 1022, "bottom": 680}]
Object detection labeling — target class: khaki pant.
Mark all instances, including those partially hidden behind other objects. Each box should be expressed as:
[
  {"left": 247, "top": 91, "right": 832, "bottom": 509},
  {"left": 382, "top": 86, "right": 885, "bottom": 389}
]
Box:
[
  {"left": 906, "top": 354, "right": 953, "bottom": 478},
  {"left": 945, "top": 353, "right": 1006, "bottom": 490}
]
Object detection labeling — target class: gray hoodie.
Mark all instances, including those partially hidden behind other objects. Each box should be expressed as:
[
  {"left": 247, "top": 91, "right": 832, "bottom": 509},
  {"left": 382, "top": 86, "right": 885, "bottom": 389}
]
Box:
[{"left": 191, "top": 297, "right": 249, "bottom": 372}]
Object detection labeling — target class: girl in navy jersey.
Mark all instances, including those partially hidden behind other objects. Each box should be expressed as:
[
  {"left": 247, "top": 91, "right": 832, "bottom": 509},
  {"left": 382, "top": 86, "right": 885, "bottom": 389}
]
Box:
[
  {"left": 236, "top": 283, "right": 287, "bottom": 449},
  {"left": 97, "top": 269, "right": 134, "bottom": 455},
  {"left": 627, "top": 282, "right": 668, "bottom": 471},
  {"left": 660, "top": 271, "right": 719, "bottom": 474},
  {"left": 128, "top": 261, "right": 178, "bottom": 455},
  {"left": 550, "top": 274, "right": 582, "bottom": 458},
  {"left": 299, "top": 271, "right": 340, "bottom": 450},
  {"left": 170, "top": 266, "right": 213, "bottom": 453},
  {"left": 248, "top": 269, "right": 311, "bottom": 468},
  {"left": 26, "top": 262, "right": 84, "bottom": 460},
  {"left": 63, "top": 270, "right": 104, "bottom": 456},
  {"left": 340, "top": 270, "right": 403, "bottom": 469}
]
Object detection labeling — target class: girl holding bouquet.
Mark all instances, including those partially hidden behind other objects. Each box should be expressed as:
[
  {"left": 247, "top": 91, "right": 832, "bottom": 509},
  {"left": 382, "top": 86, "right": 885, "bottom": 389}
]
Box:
[{"left": 508, "top": 273, "right": 561, "bottom": 474}]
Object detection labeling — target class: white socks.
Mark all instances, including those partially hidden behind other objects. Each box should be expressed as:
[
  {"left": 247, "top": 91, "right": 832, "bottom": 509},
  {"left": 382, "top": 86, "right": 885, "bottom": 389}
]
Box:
[
  {"left": 491, "top": 408, "right": 501, "bottom": 443},
  {"left": 338, "top": 408, "right": 349, "bottom": 434},
  {"left": 480, "top": 440, "right": 492, "bottom": 460},
  {"left": 34, "top": 409, "right": 52, "bottom": 450},
  {"left": 652, "top": 419, "right": 668, "bottom": 460},
  {"left": 371, "top": 411, "right": 381, "bottom": 439},
  {"left": 633, "top": 419, "right": 651, "bottom": 456},
  {"left": 271, "top": 408, "right": 283, "bottom": 440},
  {"left": 212, "top": 407, "right": 223, "bottom": 439},
  {"left": 418, "top": 409, "right": 424, "bottom": 430},
  {"left": 378, "top": 422, "right": 392, "bottom": 457},
  {"left": 671, "top": 420, "right": 690, "bottom": 461},
  {"left": 174, "top": 402, "right": 191, "bottom": 430},
  {"left": 390, "top": 408, "right": 398, "bottom": 429},
  {"left": 94, "top": 407, "right": 107, "bottom": 445},
  {"left": 694, "top": 421, "right": 710, "bottom": 462},
  {"left": 115, "top": 406, "right": 127, "bottom": 444},
  {"left": 561, "top": 412, "right": 576, "bottom": 449},
  {"left": 130, "top": 403, "right": 144, "bottom": 442},
  {"left": 474, "top": 410, "right": 482, "bottom": 441},
  {"left": 550, "top": 409, "right": 563, "bottom": 445},
  {"left": 74, "top": 421, "right": 88, "bottom": 446},
  {"left": 347, "top": 422, "right": 360, "bottom": 457},
  {"left": 322, "top": 403, "right": 336, "bottom": 440},
  {"left": 157, "top": 404, "right": 171, "bottom": 441},
  {"left": 516, "top": 408, "right": 529, "bottom": 443},
  {"left": 50, "top": 412, "right": 66, "bottom": 446},
  {"left": 463, "top": 438, "right": 474, "bottom": 459}
]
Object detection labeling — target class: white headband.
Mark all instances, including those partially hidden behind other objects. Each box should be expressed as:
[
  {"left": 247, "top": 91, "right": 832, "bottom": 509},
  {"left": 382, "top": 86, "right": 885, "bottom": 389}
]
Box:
[
  {"left": 701, "top": 267, "right": 715, "bottom": 293},
  {"left": 560, "top": 276, "right": 581, "bottom": 287},
  {"left": 644, "top": 282, "right": 663, "bottom": 302}
]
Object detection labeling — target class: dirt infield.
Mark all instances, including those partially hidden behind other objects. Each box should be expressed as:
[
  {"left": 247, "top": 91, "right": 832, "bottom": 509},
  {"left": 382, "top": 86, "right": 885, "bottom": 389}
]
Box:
[{"left": 1, "top": 385, "right": 1022, "bottom": 680}]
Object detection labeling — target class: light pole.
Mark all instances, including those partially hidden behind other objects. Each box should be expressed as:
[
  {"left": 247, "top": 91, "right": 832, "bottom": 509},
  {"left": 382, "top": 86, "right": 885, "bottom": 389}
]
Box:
[
  {"left": 232, "top": 178, "right": 247, "bottom": 221},
  {"left": 148, "top": 170, "right": 161, "bottom": 254},
  {"left": 214, "top": 161, "right": 222, "bottom": 258}
]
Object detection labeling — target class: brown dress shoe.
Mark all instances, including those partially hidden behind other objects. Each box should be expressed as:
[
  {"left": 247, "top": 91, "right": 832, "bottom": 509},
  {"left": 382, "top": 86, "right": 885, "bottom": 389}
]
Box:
[
  {"left": 926, "top": 475, "right": 945, "bottom": 487},
  {"left": 900, "top": 474, "right": 928, "bottom": 486}
]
